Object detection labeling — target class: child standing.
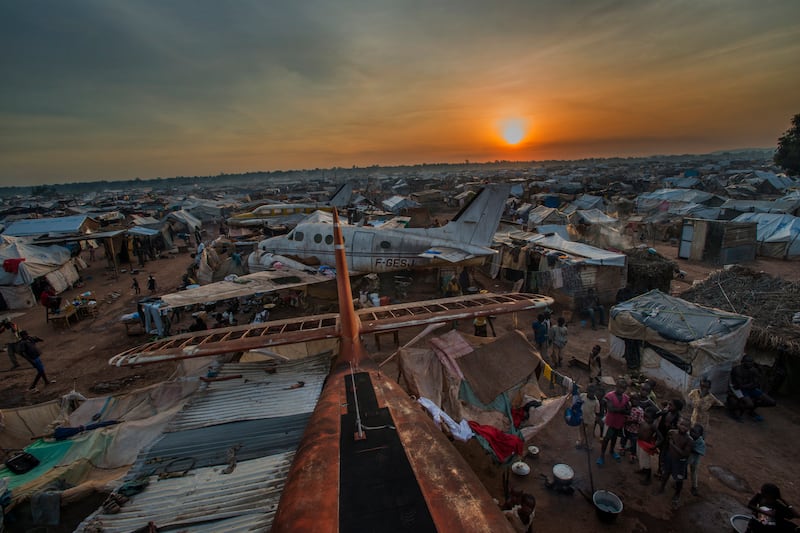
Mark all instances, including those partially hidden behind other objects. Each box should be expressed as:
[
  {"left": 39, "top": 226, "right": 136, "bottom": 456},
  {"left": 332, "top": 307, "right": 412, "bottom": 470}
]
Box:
[
  {"left": 577, "top": 384, "right": 601, "bottom": 450},
  {"left": 549, "top": 317, "right": 568, "bottom": 368},
  {"left": 147, "top": 274, "right": 157, "bottom": 295},
  {"left": 688, "top": 424, "right": 706, "bottom": 496},
  {"left": 620, "top": 394, "right": 645, "bottom": 463},
  {"left": 131, "top": 278, "right": 141, "bottom": 295},
  {"left": 658, "top": 417, "right": 694, "bottom": 509},
  {"left": 636, "top": 407, "right": 662, "bottom": 485}
]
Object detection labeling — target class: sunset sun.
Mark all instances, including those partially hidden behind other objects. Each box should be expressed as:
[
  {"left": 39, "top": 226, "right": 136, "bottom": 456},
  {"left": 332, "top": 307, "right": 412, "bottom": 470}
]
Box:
[{"left": 500, "top": 118, "right": 527, "bottom": 145}]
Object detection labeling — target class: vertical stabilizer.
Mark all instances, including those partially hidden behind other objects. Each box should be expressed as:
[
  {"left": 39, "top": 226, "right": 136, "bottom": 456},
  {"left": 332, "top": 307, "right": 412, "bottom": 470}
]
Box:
[
  {"left": 432, "top": 183, "right": 510, "bottom": 246},
  {"left": 328, "top": 182, "right": 353, "bottom": 207},
  {"left": 333, "top": 209, "right": 367, "bottom": 366}
]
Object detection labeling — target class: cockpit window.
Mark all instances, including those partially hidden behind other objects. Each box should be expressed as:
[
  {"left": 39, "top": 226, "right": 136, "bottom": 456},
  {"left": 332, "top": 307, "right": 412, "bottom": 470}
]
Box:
[{"left": 294, "top": 231, "right": 304, "bottom": 242}]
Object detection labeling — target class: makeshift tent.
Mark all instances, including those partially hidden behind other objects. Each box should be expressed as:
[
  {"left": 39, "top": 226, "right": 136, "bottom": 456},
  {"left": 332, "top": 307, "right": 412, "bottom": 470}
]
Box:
[
  {"left": 526, "top": 205, "right": 567, "bottom": 227},
  {"left": 561, "top": 194, "right": 606, "bottom": 215},
  {"left": 399, "top": 329, "right": 569, "bottom": 448},
  {"left": 609, "top": 290, "right": 752, "bottom": 395},
  {"left": 732, "top": 212, "right": 800, "bottom": 258},
  {"left": 0, "top": 236, "right": 80, "bottom": 308}
]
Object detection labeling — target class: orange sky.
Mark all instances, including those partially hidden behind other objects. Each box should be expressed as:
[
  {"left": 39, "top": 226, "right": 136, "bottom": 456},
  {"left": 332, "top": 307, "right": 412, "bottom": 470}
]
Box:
[{"left": 1, "top": 1, "right": 799, "bottom": 185}]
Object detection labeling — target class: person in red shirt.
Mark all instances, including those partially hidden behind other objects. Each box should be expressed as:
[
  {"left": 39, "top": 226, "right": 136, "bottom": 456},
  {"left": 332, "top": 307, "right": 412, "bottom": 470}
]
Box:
[
  {"left": 597, "top": 378, "right": 631, "bottom": 466},
  {"left": 39, "top": 285, "right": 61, "bottom": 312}
]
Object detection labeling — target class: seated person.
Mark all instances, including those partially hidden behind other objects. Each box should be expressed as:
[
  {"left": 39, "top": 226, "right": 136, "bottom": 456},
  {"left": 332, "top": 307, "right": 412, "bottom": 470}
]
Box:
[
  {"left": 502, "top": 492, "right": 536, "bottom": 533},
  {"left": 188, "top": 312, "right": 208, "bottom": 332},
  {"left": 747, "top": 483, "right": 798, "bottom": 532},
  {"left": 39, "top": 286, "right": 62, "bottom": 312},
  {"left": 728, "top": 355, "right": 776, "bottom": 422},
  {"left": 444, "top": 276, "right": 462, "bottom": 297},
  {"left": 580, "top": 289, "right": 605, "bottom": 330}
]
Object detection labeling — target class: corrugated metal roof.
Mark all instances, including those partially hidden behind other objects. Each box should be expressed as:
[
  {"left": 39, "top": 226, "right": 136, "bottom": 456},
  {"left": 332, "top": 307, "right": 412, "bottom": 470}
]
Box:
[
  {"left": 4, "top": 215, "right": 92, "bottom": 236},
  {"left": 166, "top": 358, "right": 329, "bottom": 432},
  {"left": 77, "top": 355, "right": 329, "bottom": 532},
  {"left": 131, "top": 414, "right": 310, "bottom": 474},
  {"left": 80, "top": 452, "right": 294, "bottom": 533}
]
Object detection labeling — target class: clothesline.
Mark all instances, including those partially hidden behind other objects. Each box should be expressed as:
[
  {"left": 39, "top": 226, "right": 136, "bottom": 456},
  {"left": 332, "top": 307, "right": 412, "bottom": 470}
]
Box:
[{"left": 541, "top": 362, "right": 579, "bottom": 396}]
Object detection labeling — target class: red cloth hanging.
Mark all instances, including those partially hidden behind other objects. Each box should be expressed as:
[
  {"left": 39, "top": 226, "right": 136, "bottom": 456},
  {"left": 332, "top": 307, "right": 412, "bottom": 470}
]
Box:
[
  {"left": 511, "top": 407, "right": 527, "bottom": 429},
  {"left": 3, "top": 258, "right": 25, "bottom": 273},
  {"left": 467, "top": 420, "right": 524, "bottom": 463}
]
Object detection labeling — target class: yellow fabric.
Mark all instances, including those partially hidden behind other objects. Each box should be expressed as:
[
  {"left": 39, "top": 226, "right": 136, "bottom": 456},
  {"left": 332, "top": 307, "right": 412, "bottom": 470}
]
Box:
[{"left": 542, "top": 364, "right": 552, "bottom": 381}]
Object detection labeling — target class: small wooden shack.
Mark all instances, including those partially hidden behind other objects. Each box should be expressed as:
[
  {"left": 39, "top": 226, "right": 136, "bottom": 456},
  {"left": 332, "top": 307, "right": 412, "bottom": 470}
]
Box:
[{"left": 678, "top": 218, "right": 757, "bottom": 265}]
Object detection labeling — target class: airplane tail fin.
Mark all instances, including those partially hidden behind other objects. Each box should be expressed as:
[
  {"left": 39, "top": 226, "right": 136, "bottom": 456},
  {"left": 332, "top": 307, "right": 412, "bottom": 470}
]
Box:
[
  {"left": 328, "top": 182, "right": 353, "bottom": 207},
  {"left": 332, "top": 209, "right": 367, "bottom": 366},
  {"left": 433, "top": 183, "right": 511, "bottom": 246}
]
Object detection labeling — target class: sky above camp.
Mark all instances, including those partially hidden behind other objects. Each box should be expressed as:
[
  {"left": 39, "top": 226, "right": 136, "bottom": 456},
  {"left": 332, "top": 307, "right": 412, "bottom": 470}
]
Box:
[{"left": 1, "top": 1, "right": 799, "bottom": 186}]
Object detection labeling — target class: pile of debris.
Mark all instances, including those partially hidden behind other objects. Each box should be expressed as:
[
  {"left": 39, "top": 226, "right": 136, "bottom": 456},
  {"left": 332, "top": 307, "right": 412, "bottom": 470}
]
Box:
[{"left": 681, "top": 266, "right": 800, "bottom": 356}]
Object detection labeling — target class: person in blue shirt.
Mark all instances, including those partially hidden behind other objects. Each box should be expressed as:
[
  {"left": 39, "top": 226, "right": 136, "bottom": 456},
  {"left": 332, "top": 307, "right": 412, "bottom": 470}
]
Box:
[{"left": 531, "top": 314, "right": 549, "bottom": 362}]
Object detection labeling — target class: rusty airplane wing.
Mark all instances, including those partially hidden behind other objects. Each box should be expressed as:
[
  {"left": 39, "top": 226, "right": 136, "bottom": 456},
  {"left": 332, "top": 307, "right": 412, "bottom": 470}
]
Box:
[{"left": 108, "top": 292, "right": 551, "bottom": 367}]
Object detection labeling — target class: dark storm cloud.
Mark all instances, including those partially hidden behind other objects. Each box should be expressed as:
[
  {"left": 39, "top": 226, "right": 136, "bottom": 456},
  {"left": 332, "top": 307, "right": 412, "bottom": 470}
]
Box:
[{"left": 0, "top": 1, "right": 349, "bottom": 119}]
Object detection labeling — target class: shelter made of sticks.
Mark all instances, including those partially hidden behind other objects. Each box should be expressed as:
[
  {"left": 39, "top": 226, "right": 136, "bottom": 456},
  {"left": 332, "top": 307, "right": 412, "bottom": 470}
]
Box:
[{"left": 625, "top": 248, "right": 676, "bottom": 297}]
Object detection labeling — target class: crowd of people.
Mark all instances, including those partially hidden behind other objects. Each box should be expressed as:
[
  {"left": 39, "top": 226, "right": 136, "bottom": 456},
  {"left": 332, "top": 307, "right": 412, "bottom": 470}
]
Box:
[{"left": 520, "top": 307, "right": 793, "bottom": 530}]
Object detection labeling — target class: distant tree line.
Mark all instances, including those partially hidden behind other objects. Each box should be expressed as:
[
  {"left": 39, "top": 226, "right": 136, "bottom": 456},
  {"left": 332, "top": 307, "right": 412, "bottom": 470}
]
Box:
[{"left": 775, "top": 113, "right": 800, "bottom": 176}]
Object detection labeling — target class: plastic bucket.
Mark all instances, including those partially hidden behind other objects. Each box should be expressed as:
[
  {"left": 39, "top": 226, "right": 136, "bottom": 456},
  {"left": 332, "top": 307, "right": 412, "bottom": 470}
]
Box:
[{"left": 593, "top": 490, "right": 623, "bottom": 523}]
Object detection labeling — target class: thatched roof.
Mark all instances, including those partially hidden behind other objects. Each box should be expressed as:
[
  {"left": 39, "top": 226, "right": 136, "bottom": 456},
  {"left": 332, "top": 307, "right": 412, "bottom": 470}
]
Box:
[{"left": 680, "top": 266, "right": 800, "bottom": 357}]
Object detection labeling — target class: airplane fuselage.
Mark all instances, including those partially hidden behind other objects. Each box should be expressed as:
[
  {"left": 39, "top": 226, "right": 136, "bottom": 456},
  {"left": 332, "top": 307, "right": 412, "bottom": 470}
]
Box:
[{"left": 257, "top": 223, "right": 494, "bottom": 274}]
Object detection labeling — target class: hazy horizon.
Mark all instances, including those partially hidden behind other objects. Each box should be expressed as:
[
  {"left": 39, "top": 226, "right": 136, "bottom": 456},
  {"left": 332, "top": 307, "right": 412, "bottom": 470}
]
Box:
[{"left": 2, "top": 1, "right": 798, "bottom": 186}]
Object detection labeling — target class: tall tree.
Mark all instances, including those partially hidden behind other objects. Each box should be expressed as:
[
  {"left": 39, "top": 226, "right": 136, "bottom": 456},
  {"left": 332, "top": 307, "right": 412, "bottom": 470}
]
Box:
[{"left": 774, "top": 113, "right": 800, "bottom": 176}]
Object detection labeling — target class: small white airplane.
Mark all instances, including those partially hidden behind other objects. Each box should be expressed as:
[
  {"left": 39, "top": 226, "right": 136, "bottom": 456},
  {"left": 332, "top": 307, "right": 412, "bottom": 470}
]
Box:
[
  {"left": 249, "top": 183, "right": 511, "bottom": 274},
  {"left": 227, "top": 183, "right": 353, "bottom": 228}
]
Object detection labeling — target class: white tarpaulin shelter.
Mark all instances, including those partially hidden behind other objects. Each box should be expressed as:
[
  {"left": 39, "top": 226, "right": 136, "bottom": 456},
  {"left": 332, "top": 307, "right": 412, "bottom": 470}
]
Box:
[
  {"left": 732, "top": 212, "right": 800, "bottom": 258},
  {"left": 609, "top": 289, "right": 752, "bottom": 395},
  {"left": 0, "top": 236, "right": 80, "bottom": 308}
]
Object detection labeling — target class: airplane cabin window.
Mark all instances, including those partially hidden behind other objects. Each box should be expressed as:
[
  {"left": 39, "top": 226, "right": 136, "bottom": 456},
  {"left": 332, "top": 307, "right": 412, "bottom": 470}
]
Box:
[
  {"left": 325, "top": 235, "right": 333, "bottom": 245},
  {"left": 314, "top": 234, "right": 322, "bottom": 243},
  {"left": 380, "top": 241, "right": 391, "bottom": 249}
]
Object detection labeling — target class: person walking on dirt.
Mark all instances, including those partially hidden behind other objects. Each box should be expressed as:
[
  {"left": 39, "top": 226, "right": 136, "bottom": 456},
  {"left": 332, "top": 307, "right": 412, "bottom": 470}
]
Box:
[
  {"left": 147, "top": 274, "right": 157, "bottom": 295},
  {"left": 131, "top": 278, "right": 141, "bottom": 295},
  {"left": 0, "top": 318, "right": 21, "bottom": 370},
  {"left": 18, "top": 330, "right": 54, "bottom": 392}
]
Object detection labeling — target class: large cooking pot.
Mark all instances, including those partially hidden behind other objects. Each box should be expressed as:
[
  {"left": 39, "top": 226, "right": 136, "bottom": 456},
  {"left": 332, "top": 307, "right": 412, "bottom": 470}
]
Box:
[{"left": 552, "top": 463, "right": 574, "bottom": 488}]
